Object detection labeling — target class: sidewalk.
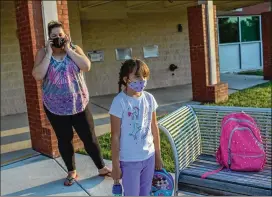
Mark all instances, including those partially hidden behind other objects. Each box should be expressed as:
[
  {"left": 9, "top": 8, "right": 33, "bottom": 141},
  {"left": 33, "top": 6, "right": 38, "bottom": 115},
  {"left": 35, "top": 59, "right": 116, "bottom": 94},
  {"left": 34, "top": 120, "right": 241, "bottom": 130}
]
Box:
[
  {"left": 1, "top": 153, "right": 198, "bottom": 196},
  {"left": 1, "top": 154, "right": 111, "bottom": 196}
]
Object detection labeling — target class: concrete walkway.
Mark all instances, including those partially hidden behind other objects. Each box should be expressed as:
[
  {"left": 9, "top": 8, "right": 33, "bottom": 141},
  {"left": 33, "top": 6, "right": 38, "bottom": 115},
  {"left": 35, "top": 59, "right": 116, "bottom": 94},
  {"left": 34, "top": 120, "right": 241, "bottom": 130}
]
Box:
[
  {"left": 1, "top": 154, "right": 108, "bottom": 196},
  {"left": 221, "top": 73, "right": 268, "bottom": 94},
  {"left": 1, "top": 153, "right": 197, "bottom": 196}
]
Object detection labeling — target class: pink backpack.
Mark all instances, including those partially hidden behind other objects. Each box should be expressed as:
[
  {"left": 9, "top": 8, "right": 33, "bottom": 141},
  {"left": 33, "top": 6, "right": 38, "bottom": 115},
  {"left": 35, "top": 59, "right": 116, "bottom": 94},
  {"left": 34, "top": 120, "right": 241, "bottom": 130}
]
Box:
[{"left": 201, "top": 112, "right": 266, "bottom": 179}]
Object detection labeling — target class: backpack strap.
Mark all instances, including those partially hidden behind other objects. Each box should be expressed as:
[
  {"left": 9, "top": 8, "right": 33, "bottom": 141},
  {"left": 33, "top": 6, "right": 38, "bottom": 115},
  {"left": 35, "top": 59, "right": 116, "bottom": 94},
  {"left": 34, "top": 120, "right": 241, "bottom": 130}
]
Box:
[{"left": 201, "top": 166, "right": 224, "bottom": 179}]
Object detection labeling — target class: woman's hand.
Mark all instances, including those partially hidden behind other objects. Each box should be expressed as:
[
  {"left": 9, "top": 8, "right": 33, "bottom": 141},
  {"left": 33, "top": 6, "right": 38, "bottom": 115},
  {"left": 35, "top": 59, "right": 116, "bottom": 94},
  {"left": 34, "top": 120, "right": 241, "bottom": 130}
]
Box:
[
  {"left": 112, "top": 166, "right": 122, "bottom": 181},
  {"left": 64, "top": 34, "right": 71, "bottom": 52},
  {"left": 45, "top": 39, "right": 53, "bottom": 55},
  {"left": 155, "top": 153, "right": 163, "bottom": 170}
]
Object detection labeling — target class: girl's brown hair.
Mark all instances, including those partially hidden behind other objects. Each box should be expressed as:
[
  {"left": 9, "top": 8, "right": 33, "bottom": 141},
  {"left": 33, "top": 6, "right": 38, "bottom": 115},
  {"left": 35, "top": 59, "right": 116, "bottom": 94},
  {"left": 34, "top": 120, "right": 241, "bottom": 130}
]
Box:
[{"left": 118, "top": 59, "right": 150, "bottom": 92}]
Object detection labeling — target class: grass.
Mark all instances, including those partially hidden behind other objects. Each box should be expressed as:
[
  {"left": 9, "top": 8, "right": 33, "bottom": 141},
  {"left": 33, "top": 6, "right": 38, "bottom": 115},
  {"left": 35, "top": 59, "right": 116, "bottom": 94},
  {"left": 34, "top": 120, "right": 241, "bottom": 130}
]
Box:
[
  {"left": 238, "top": 70, "right": 263, "bottom": 76},
  {"left": 206, "top": 82, "right": 271, "bottom": 108},
  {"left": 78, "top": 82, "right": 271, "bottom": 172}
]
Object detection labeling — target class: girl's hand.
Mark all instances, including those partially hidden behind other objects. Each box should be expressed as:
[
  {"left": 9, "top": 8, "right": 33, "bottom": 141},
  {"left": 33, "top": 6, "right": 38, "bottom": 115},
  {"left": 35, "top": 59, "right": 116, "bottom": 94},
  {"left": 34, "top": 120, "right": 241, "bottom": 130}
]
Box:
[
  {"left": 112, "top": 166, "right": 122, "bottom": 181},
  {"left": 64, "top": 34, "right": 71, "bottom": 52},
  {"left": 155, "top": 154, "right": 163, "bottom": 170}
]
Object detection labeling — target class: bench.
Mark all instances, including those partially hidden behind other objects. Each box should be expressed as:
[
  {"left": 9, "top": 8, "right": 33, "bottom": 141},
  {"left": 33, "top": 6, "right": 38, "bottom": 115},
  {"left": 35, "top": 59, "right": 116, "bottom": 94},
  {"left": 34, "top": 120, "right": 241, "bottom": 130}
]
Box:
[{"left": 158, "top": 105, "right": 271, "bottom": 196}]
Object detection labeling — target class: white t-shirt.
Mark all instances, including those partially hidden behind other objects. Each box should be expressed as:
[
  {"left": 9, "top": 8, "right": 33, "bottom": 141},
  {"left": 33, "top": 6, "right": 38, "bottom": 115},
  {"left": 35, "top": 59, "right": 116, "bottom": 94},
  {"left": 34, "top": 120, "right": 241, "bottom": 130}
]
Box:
[{"left": 109, "top": 91, "right": 158, "bottom": 162}]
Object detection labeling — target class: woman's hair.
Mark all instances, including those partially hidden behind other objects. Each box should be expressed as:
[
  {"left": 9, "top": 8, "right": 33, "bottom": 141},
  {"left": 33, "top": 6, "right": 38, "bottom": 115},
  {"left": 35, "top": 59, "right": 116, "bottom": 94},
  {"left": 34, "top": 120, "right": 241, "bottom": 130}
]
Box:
[
  {"left": 118, "top": 59, "right": 150, "bottom": 92},
  {"left": 47, "top": 20, "right": 63, "bottom": 37}
]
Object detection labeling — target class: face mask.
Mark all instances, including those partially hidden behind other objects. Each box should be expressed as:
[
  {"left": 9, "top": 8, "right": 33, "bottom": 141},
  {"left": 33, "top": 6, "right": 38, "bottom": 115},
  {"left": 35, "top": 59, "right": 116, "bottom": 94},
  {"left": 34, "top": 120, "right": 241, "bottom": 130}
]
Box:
[
  {"left": 128, "top": 80, "right": 147, "bottom": 92},
  {"left": 52, "top": 37, "right": 66, "bottom": 48}
]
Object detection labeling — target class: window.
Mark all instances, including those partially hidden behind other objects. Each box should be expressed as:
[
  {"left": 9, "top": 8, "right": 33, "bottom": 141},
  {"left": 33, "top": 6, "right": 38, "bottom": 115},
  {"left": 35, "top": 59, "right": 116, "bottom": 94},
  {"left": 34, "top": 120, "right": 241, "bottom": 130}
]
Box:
[
  {"left": 240, "top": 16, "right": 260, "bottom": 42},
  {"left": 218, "top": 17, "right": 239, "bottom": 44}
]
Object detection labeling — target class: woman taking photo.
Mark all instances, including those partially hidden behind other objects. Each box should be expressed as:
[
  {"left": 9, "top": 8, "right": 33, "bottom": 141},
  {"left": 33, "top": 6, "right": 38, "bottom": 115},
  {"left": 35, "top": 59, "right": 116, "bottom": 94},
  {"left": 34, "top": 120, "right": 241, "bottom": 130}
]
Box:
[{"left": 32, "top": 21, "right": 111, "bottom": 186}]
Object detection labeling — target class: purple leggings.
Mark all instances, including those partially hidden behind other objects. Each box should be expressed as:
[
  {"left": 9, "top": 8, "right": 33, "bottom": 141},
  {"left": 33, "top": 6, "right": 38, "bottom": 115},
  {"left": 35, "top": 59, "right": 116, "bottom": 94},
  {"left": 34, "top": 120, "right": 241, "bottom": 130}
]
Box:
[{"left": 120, "top": 155, "right": 155, "bottom": 196}]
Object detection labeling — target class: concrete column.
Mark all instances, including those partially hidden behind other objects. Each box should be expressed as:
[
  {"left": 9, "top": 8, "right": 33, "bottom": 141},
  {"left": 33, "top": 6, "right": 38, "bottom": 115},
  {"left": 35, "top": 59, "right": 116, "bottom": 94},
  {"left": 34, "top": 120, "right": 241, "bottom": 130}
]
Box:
[
  {"left": 15, "top": 0, "right": 83, "bottom": 158},
  {"left": 199, "top": 0, "right": 217, "bottom": 85},
  {"left": 206, "top": 1, "right": 217, "bottom": 85}
]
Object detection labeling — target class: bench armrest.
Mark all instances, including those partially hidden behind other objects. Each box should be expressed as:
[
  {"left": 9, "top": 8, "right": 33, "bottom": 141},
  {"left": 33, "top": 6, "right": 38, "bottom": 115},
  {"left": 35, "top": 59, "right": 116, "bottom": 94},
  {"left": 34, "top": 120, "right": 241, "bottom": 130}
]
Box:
[{"left": 158, "top": 106, "right": 202, "bottom": 195}]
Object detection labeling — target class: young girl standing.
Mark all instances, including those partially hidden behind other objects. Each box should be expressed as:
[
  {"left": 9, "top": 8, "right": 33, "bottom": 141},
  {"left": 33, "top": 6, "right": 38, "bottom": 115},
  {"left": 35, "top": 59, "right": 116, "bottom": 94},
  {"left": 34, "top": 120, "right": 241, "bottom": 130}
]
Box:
[{"left": 109, "top": 59, "right": 163, "bottom": 196}]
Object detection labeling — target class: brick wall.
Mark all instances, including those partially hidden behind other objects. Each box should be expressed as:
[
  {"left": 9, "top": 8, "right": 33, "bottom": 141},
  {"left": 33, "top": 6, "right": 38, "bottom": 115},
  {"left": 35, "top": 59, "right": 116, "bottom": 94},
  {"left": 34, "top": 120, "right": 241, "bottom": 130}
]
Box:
[
  {"left": 1, "top": 1, "right": 26, "bottom": 116},
  {"left": 188, "top": 4, "right": 228, "bottom": 103},
  {"left": 262, "top": 11, "right": 272, "bottom": 80},
  {"left": 15, "top": 0, "right": 52, "bottom": 155},
  {"left": 56, "top": 0, "right": 70, "bottom": 35},
  {"left": 81, "top": 12, "right": 192, "bottom": 96}
]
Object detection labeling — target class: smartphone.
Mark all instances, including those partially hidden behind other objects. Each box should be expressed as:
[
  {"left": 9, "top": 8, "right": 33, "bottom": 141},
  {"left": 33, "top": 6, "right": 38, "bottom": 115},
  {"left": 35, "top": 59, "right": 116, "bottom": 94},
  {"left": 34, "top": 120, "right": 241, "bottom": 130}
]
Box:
[{"left": 70, "top": 42, "right": 76, "bottom": 50}]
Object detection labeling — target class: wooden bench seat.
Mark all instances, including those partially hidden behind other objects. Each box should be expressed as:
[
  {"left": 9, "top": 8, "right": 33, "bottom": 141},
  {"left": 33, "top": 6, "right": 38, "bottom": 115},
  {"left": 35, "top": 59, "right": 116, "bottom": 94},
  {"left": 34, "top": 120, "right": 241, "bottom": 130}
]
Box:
[
  {"left": 158, "top": 105, "right": 271, "bottom": 196},
  {"left": 179, "top": 154, "right": 272, "bottom": 196}
]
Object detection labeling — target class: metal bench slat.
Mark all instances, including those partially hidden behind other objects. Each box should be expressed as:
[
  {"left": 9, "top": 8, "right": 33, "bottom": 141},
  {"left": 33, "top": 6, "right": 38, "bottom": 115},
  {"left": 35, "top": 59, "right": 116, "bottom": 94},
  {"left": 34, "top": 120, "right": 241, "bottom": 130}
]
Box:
[
  {"left": 179, "top": 174, "right": 272, "bottom": 196},
  {"left": 179, "top": 155, "right": 272, "bottom": 196}
]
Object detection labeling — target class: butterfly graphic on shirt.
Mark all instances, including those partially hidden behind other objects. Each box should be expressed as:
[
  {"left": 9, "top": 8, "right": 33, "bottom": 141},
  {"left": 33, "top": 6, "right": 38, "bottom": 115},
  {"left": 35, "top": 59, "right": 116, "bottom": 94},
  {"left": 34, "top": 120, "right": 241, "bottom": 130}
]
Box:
[
  {"left": 141, "top": 104, "right": 152, "bottom": 143},
  {"left": 128, "top": 107, "right": 141, "bottom": 140},
  {"left": 47, "top": 60, "right": 78, "bottom": 89},
  {"left": 129, "top": 122, "right": 142, "bottom": 141}
]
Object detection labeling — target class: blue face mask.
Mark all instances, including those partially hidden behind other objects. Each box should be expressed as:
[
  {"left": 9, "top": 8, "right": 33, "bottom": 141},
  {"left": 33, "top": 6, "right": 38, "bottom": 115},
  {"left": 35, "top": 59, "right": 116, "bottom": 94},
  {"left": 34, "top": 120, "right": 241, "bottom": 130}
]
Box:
[{"left": 128, "top": 80, "right": 147, "bottom": 92}]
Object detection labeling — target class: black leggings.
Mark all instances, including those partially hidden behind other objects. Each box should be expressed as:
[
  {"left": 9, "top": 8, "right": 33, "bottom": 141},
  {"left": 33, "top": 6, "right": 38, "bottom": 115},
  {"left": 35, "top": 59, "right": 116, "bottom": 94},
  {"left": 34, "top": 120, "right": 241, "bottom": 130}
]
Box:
[{"left": 44, "top": 105, "right": 105, "bottom": 171}]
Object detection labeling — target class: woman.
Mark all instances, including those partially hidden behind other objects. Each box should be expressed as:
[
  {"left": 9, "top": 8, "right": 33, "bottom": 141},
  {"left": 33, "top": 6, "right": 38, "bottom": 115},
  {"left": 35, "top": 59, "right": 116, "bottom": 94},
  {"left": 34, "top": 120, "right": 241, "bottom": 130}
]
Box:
[{"left": 32, "top": 21, "right": 111, "bottom": 186}]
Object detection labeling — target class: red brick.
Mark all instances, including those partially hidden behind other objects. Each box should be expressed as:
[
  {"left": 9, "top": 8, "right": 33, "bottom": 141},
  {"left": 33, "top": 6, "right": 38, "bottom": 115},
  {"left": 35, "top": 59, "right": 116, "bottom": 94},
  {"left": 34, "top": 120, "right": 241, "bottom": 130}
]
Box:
[
  {"left": 63, "top": 9, "right": 68, "bottom": 15},
  {"left": 187, "top": 4, "right": 228, "bottom": 103}
]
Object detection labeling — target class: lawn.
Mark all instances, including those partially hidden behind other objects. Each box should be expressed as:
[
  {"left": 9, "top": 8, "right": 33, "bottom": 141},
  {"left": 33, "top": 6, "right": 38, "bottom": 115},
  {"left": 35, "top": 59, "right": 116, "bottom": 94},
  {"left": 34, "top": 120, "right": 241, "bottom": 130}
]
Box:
[
  {"left": 206, "top": 82, "right": 271, "bottom": 108},
  {"left": 78, "top": 82, "right": 271, "bottom": 172},
  {"left": 238, "top": 69, "right": 263, "bottom": 76}
]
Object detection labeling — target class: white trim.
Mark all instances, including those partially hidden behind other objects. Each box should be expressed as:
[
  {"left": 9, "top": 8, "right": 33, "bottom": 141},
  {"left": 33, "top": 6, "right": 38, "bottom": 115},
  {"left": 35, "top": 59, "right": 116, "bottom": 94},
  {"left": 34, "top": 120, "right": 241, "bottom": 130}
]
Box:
[
  {"left": 238, "top": 16, "right": 242, "bottom": 69},
  {"left": 218, "top": 15, "right": 263, "bottom": 71},
  {"left": 217, "top": 14, "right": 261, "bottom": 18},
  {"left": 259, "top": 15, "right": 264, "bottom": 68},
  {"left": 219, "top": 41, "right": 262, "bottom": 46},
  {"left": 41, "top": 0, "right": 58, "bottom": 44},
  {"left": 206, "top": 1, "right": 217, "bottom": 85}
]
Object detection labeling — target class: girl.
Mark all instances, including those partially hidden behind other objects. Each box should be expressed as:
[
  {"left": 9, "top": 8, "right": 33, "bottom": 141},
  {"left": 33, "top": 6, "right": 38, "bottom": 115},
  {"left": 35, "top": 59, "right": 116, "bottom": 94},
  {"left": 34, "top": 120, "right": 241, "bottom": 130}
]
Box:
[{"left": 109, "top": 59, "right": 163, "bottom": 196}]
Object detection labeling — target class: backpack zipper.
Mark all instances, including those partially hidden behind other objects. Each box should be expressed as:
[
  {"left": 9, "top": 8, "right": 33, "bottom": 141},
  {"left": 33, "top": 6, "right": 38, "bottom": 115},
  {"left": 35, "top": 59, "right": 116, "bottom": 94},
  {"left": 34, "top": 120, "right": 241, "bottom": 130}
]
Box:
[
  {"left": 223, "top": 117, "right": 256, "bottom": 127},
  {"left": 223, "top": 118, "right": 261, "bottom": 141}
]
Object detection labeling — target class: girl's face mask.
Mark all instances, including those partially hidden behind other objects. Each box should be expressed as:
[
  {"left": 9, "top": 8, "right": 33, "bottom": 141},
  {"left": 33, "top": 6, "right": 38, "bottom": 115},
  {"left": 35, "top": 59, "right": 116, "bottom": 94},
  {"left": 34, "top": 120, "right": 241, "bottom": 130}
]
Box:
[{"left": 128, "top": 79, "right": 147, "bottom": 92}]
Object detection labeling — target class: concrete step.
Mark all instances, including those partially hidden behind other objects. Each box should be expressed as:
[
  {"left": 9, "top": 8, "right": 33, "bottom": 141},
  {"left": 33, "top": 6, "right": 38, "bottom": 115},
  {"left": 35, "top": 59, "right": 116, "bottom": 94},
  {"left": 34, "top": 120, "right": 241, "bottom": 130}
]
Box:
[
  {"left": 0, "top": 126, "right": 35, "bottom": 166},
  {"left": 1, "top": 148, "right": 40, "bottom": 166},
  {"left": 1, "top": 127, "right": 31, "bottom": 154}
]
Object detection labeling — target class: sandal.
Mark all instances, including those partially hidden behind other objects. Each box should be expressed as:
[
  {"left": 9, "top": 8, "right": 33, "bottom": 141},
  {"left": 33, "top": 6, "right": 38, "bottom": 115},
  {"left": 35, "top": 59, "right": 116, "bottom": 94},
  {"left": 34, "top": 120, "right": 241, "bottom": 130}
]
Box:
[{"left": 64, "top": 174, "right": 78, "bottom": 186}]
